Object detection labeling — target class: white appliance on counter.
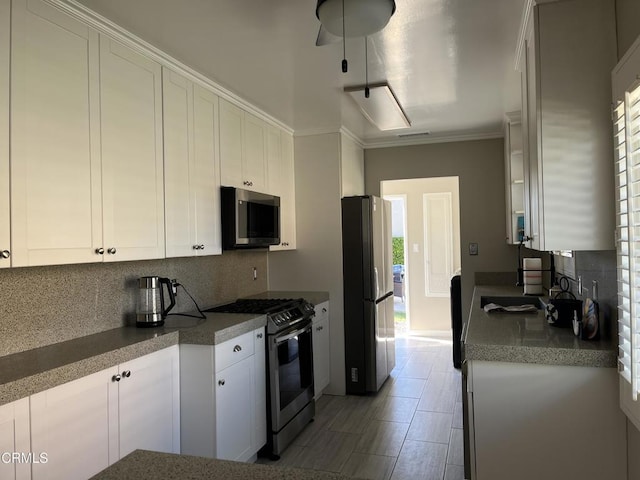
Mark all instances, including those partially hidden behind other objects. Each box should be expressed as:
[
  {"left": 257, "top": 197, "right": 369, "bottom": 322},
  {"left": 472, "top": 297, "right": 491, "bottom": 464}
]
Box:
[{"left": 342, "top": 195, "right": 395, "bottom": 394}]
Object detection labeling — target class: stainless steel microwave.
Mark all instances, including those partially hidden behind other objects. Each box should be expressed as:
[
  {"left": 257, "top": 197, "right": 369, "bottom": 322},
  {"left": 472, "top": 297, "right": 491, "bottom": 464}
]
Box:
[{"left": 221, "top": 186, "right": 280, "bottom": 249}]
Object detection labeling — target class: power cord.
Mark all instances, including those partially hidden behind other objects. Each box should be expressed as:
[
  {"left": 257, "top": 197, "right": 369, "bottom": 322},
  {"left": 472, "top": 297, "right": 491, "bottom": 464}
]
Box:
[{"left": 167, "top": 282, "right": 206, "bottom": 320}]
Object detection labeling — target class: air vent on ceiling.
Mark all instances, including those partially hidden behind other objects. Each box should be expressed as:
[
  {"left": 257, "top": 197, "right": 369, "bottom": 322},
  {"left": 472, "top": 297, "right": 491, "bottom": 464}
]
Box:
[{"left": 397, "top": 131, "right": 431, "bottom": 138}]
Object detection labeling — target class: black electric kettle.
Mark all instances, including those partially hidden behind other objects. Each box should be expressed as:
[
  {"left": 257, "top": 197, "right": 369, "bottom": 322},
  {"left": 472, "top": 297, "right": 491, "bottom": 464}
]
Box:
[{"left": 135, "top": 276, "right": 176, "bottom": 327}]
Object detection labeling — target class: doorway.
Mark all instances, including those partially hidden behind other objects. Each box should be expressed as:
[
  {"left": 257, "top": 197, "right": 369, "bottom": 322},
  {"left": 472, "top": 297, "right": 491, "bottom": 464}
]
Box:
[
  {"left": 382, "top": 177, "right": 461, "bottom": 337},
  {"left": 384, "top": 195, "right": 409, "bottom": 335}
]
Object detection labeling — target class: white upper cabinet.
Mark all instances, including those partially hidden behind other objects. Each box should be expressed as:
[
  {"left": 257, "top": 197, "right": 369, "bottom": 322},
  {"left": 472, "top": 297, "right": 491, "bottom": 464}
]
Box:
[
  {"left": 504, "top": 112, "right": 524, "bottom": 245},
  {"left": 520, "top": 0, "right": 616, "bottom": 251},
  {"left": 269, "top": 129, "right": 296, "bottom": 251},
  {"left": 219, "top": 98, "right": 269, "bottom": 193},
  {"left": 99, "top": 36, "right": 165, "bottom": 262},
  {"left": 10, "top": 0, "right": 103, "bottom": 267},
  {"left": 163, "top": 68, "right": 221, "bottom": 257},
  {"left": 0, "top": 0, "right": 9, "bottom": 269}
]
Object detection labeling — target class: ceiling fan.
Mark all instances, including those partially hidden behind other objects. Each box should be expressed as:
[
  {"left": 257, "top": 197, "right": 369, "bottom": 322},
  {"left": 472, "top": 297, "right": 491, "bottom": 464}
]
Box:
[{"left": 315, "top": 0, "right": 396, "bottom": 47}]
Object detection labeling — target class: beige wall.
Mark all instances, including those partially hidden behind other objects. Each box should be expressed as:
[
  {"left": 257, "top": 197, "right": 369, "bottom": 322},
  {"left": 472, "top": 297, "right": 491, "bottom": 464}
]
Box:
[
  {"left": 382, "top": 177, "right": 461, "bottom": 332},
  {"left": 0, "top": 251, "right": 268, "bottom": 357},
  {"left": 268, "top": 133, "right": 348, "bottom": 395},
  {"left": 365, "top": 139, "right": 515, "bottom": 322},
  {"left": 616, "top": 0, "right": 640, "bottom": 60}
]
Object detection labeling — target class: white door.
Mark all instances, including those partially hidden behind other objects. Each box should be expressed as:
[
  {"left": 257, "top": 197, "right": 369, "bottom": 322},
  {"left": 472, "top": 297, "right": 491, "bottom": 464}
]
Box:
[
  {"left": 118, "top": 347, "right": 180, "bottom": 458},
  {"left": 0, "top": 398, "right": 30, "bottom": 480},
  {"left": 99, "top": 36, "right": 164, "bottom": 261},
  {"left": 219, "top": 98, "right": 244, "bottom": 188},
  {"left": 423, "top": 192, "right": 453, "bottom": 296},
  {"left": 0, "top": 0, "right": 10, "bottom": 268},
  {"left": 163, "top": 67, "right": 195, "bottom": 258},
  {"left": 192, "top": 84, "right": 221, "bottom": 255},
  {"left": 215, "top": 355, "right": 254, "bottom": 461},
  {"left": 11, "top": 0, "right": 102, "bottom": 266},
  {"left": 243, "top": 113, "right": 268, "bottom": 192},
  {"left": 30, "top": 367, "right": 118, "bottom": 480},
  {"left": 252, "top": 328, "right": 267, "bottom": 453}
]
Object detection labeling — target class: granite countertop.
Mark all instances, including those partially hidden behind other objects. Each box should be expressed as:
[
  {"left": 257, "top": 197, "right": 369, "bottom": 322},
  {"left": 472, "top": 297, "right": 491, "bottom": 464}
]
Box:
[
  {"left": 0, "top": 290, "right": 327, "bottom": 406},
  {"left": 464, "top": 285, "right": 617, "bottom": 367},
  {"left": 91, "top": 450, "right": 356, "bottom": 480}
]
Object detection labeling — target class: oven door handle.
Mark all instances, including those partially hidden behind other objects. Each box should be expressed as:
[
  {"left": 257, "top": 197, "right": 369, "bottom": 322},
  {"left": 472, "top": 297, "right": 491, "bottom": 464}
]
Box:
[{"left": 274, "top": 322, "right": 312, "bottom": 345}]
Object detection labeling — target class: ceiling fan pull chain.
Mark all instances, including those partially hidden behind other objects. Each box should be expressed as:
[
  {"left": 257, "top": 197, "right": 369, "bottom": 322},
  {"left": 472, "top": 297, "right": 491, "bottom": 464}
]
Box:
[
  {"left": 365, "top": 36, "right": 370, "bottom": 98},
  {"left": 341, "top": 0, "right": 348, "bottom": 72}
]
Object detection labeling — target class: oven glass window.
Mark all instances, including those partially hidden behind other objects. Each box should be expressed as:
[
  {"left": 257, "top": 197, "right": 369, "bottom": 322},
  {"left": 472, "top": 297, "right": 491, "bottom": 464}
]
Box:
[{"left": 277, "top": 328, "right": 313, "bottom": 411}]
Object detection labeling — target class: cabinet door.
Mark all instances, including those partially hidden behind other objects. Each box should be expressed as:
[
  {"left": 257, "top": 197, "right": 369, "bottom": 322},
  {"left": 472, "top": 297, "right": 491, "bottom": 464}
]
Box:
[
  {"left": 313, "top": 302, "right": 330, "bottom": 398},
  {"left": 99, "top": 36, "right": 165, "bottom": 262},
  {"left": 118, "top": 346, "right": 180, "bottom": 458},
  {"left": 30, "top": 367, "right": 118, "bottom": 480},
  {"left": 163, "top": 68, "right": 196, "bottom": 258},
  {"left": 243, "top": 113, "right": 268, "bottom": 192},
  {"left": 11, "top": 0, "right": 102, "bottom": 267},
  {"left": 192, "top": 84, "right": 221, "bottom": 255},
  {"left": 219, "top": 98, "right": 244, "bottom": 188},
  {"left": 215, "top": 355, "right": 254, "bottom": 461},
  {"left": 252, "top": 328, "right": 267, "bottom": 453},
  {"left": 0, "top": 398, "right": 31, "bottom": 480},
  {"left": 270, "top": 130, "right": 296, "bottom": 251},
  {"left": 0, "top": 0, "right": 9, "bottom": 268},
  {"left": 524, "top": 17, "right": 541, "bottom": 251}
]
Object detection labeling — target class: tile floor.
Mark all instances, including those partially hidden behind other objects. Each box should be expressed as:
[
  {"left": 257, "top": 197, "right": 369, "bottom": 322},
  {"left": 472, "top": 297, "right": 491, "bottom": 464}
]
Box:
[{"left": 258, "top": 335, "right": 464, "bottom": 480}]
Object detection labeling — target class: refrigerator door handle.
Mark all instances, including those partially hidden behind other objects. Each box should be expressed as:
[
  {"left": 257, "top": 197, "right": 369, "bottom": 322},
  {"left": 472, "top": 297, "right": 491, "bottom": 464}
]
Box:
[{"left": 374, "top": 267, "right": 380, "bottom": 300}]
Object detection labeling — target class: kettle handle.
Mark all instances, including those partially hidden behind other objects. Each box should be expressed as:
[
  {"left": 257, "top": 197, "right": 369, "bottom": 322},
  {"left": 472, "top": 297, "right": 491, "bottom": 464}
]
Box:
[{"left": 159, "top": 277, "right": 176, "bottom": 319}]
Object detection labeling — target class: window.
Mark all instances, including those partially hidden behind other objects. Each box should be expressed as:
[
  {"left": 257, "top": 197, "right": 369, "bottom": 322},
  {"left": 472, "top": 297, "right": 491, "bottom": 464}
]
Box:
[{"left": 614, "top": 36, "right": 640, "bottom": 429}]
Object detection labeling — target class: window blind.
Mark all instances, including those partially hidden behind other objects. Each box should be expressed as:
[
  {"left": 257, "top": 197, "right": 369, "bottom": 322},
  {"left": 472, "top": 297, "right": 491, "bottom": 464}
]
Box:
[{"left": 617, "top": 84, "right": 640, "bottom": 400}]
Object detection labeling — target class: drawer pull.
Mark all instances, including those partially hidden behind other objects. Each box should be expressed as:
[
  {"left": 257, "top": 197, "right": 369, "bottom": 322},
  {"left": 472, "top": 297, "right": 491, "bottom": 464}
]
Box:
[
  {"left": 233, "top": 345, "right": 242, "bottom": 353},
  {"left": 322, "top": 308, "right": 327, "bottom": 313},
  {"left": 257, "top": 333, "right": 263, "bottom": 339},
  {"left": 112, "top": 374, "right": 121, "bottom": 382},
  {"left": 122, "top": 370, "right": 131, "bottom": 378},
  {"left": 218, "top": 379, "right": 225, "bottom": 386}
]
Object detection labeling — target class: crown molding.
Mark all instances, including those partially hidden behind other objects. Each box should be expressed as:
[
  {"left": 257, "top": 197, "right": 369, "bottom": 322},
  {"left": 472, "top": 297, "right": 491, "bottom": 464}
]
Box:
[
  {"left": 44, "top": 0, "right": 294, "bottom": 135},
  {"left": 362, "top": 131, "right": 503, "bottom": 149}
]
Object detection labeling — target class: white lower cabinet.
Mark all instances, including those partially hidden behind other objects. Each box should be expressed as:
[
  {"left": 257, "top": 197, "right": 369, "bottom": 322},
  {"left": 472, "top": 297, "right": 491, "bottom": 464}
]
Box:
[
  {"left": 0, "top": 398, "right": 31, "bottom": 480},
  {"left": 180, "top": 327, "right": 266, "bottom": 462},
  {"left": 30, "top": 366, "right": 117, "bottom": 480},
  {"left": 469, "top": 360, "right": 626, "bottom": 480},
  {"left": 312, "top": 301, "right": 330, "bottom": 399},
  {"left": 117, "top": 346, "right": 180, "bottom": 458},
  {"left": 30, "top": 346, "right": 179, "bottom": 480}
]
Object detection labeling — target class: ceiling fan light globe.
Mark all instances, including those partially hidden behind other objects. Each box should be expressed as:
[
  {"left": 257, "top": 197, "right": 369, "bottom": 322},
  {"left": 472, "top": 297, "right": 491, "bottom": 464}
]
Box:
[{"left": 316, "top": 0, "right": 396, "bottom": 38}]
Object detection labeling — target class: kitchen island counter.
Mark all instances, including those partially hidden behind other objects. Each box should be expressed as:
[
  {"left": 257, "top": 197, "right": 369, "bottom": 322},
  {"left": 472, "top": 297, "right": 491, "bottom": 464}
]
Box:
[
  {"left": 91, "top": 449, "right": 356, "bottom": 480},
  {"left": 464, "top": 285, "right": 617, "bottom": 367}
]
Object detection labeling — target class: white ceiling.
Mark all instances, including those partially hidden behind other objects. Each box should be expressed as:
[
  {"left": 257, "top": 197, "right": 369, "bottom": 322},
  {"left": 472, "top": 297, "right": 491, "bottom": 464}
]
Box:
[{"left": 75, "top": 0, "right": 526, "bottom": 145}]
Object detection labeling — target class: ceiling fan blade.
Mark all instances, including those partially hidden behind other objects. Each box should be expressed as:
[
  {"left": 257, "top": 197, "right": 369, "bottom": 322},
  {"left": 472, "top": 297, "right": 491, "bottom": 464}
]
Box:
[{"left": 315, "top": 24, "right": 341, "bottom": 46}]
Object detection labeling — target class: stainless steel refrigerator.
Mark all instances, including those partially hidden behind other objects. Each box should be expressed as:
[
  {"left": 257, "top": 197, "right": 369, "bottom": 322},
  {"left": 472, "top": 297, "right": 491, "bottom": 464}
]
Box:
[{"left": 342, "top": 195, "right": 395, "bottom": 394}]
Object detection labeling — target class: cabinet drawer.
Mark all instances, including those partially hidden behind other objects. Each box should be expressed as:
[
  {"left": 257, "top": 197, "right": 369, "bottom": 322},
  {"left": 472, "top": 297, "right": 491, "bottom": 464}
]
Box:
[{"left": 215, "top": 331, "right": 255, "bottom": 373}]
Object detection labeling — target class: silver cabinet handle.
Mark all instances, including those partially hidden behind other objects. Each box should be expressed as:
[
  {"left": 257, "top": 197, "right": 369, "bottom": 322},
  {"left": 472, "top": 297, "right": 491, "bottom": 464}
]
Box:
[
  {"left": 199, "top": 244, "right": 204, "bottom": 250},
  {"left": 218, "top": 379, "right": 225, "bottom": 386},
  {"left": 112, "top": 374, "right": 121, "bottom": 382},
  {"left": 192, "top": 245, "right": 199, "bottom": 250},
  {"left": 322, "top": 308, "right": 327, "bottom": 313},
  {"left": 233, "top": 345, "right": 242, "bottom": 352},
  {"left": 95, "top": 247, "right": 104, "bottom": 255},
  {"left": 122, "top": 370, "right": 131, "bottom": 378},
  {"left": 107, "top": 247, "right": 117, "bottom": 255},
  {"left": 257, "top": 333, "right": 263, "bottom": 339},
  {"left": 0, "top": 250, "right": 10, "bottom": 259}
]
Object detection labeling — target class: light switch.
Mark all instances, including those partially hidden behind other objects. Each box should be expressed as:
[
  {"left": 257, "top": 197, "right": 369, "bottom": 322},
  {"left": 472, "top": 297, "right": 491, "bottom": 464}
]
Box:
[
  {"left": 412, "top": 243, "right": 419, "bottom": 253},
  {"left": 469, "top": 243, "right": 479, "bottom": 255}
]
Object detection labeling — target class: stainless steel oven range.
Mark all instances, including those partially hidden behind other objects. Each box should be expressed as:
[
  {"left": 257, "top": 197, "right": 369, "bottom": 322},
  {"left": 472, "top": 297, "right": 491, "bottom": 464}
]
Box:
[{"left": 206, "top": 297, "right": 315, "bottom": 459}]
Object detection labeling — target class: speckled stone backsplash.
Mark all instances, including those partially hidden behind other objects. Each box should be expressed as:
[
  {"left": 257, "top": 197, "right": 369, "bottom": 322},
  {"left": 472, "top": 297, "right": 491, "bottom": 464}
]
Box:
[{"left": 0, "top": 251, "right": 268, "bottom": 356}]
